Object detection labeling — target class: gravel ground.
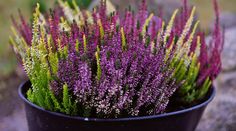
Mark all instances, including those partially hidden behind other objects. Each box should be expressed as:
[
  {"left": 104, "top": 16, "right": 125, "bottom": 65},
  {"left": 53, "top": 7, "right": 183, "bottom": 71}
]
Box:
[{"left": 0, "top": 73, "right": 28, "bottom": 131}]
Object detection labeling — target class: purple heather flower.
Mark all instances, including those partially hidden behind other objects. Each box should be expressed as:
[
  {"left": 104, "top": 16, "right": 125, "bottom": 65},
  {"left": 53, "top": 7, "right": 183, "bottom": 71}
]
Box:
[
  {"left": 74, "top": 62, "right": 93, "bottom": 103},
  {"left": 49, "top": 10, "right": 60, "bottom": 49},
  {"left": 11, "top": 10, "right": 32, "bottom": 45}
]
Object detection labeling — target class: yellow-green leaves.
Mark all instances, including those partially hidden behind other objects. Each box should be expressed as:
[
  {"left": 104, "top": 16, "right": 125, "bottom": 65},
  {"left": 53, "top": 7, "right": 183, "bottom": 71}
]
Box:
[
  {"left": 121, "top": 27, "right": 127, "bottom": 51},
  {"left": 196, "top": 77, "right": 212, "bottom": 100},
  {"left": 75, "top": 39, "right": 80, "bottom": 52},
  {"left": 72, "top": 0, "right": 84, "bottom": 23},
  {"left": 62, "top": 83, "right": 77, "bottom": 115},
  {"left": 83, "top": 34, "right": 87, "bottom": 53},
  {"left": 176, "top": 7, "right": 196, "bottom": 55},
  {"left": 180, "top": 21, "right": 200, "bottom": 57},
  {"left": 59, "top": 17, "right": 71, "bottom": 31},
  {"left": 58, "top": 0, "right": 75, "bottom": 24},
  {"left": 10, "top": 26, "right": 29, "bottom": 59},
  {"left": 32, "top": 3, "right": 40, "bottom": 44},
  {"left": 157, "top": 21, "right": 165, "bottom": 43},
  {"left": 195, "top": 36, "right": 201, "bottom": 57},
  {"left": 96, "top": 46, "right": 102, "bottom": 81},
  {"left": 142, "top": 13, "right": 154, "bottom": 36},
  {"left": 98, "top": 19, "right": 105, "bottom": 40},
  {"left": 58, "top": 0, "right": 88, "bottom": 26},
  {"left": 163, "top": 9, "right": 179, "bottom": 45}
]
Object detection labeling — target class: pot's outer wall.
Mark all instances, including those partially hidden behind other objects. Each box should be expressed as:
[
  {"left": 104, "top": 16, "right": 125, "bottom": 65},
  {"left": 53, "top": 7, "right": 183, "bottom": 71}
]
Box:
[{"left": 19, "top": 81, "right": 215, "bottom": 131}]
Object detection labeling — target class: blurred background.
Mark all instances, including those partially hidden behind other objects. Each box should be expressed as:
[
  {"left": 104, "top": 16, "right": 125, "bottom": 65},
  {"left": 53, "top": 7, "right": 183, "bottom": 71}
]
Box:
[{"left": 0, "top": 0, "right": 236, "bottom": 131}]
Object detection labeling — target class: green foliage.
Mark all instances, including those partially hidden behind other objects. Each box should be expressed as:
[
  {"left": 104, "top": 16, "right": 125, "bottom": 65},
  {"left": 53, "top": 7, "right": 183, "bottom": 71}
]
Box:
[
  {"left": 195, "top": 77, "right": 212, "bottom": 100},
  {"left": 67, "top": 0, "right": 93, "bottom": 9},
  {"left": 19, "top": 4, "right": 76, "bottom": 115},
  {"left": 96, "top": 47, "right": 102, "bottom": 81},
  {"left": 170, "top": 54, "right": 212, "bottom": 104},
  {"left": 26, "top": 88, "right": 34, "bottom": 102},
  {"left": 62, "top": 84, "right": 78, "bottom": 115},
  {"left": 49, "top": 89, "right": 63, "bottom": 112}
]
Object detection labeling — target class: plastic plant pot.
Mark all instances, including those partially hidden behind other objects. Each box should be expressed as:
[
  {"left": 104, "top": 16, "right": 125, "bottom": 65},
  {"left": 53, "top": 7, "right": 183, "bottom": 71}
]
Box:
[{"left": 19, "top": 80, "right": 215, "bottom": 131}]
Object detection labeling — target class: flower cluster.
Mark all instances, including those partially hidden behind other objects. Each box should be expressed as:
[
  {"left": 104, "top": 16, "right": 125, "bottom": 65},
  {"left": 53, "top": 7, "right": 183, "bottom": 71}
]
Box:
[{"left": 10, "top": 0, "right": 223, "bottom": 118}]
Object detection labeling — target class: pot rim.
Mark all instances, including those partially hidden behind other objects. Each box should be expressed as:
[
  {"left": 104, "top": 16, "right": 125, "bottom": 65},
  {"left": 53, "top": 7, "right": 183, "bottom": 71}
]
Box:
[{"left": 19, "top": 80, "right": 215, "bottom": 122}]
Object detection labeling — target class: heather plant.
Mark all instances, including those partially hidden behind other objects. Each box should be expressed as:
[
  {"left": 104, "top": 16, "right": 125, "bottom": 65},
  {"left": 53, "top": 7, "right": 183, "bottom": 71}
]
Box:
[{"left": 10, "top": 0, "right": 223, "bottom": 118}]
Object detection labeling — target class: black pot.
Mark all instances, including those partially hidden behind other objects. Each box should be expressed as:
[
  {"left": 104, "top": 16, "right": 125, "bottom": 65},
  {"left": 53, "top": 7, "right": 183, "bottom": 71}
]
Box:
[{"left": 19, "top": 81, "right": 215, "bottom": 131}]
